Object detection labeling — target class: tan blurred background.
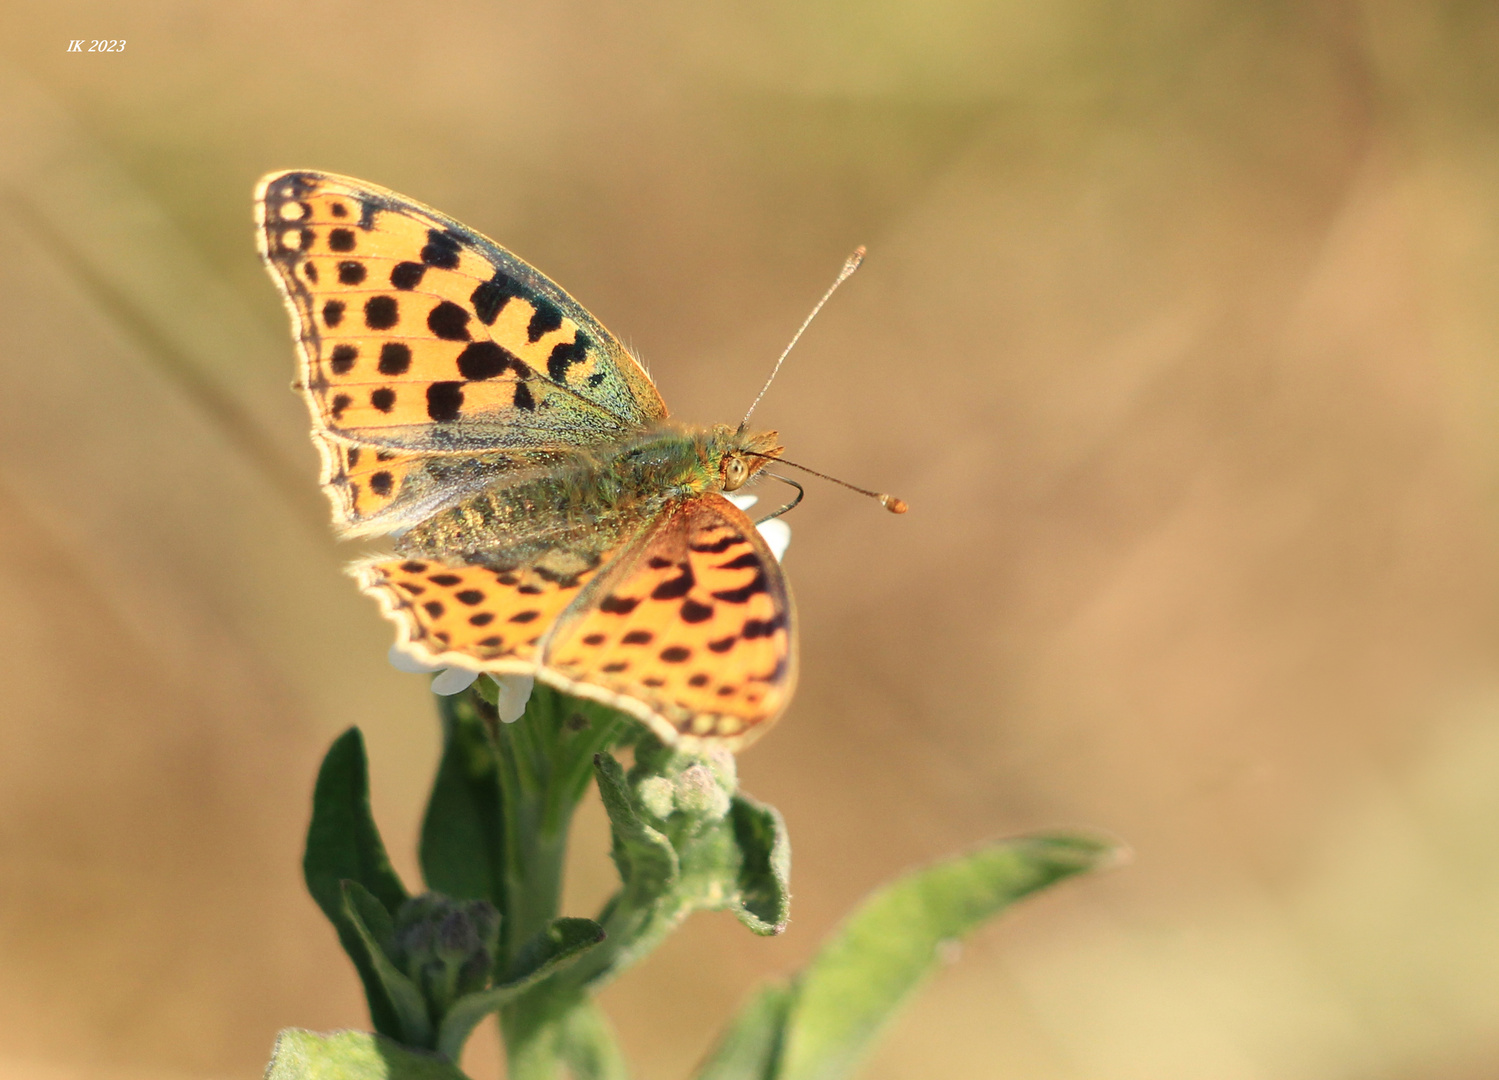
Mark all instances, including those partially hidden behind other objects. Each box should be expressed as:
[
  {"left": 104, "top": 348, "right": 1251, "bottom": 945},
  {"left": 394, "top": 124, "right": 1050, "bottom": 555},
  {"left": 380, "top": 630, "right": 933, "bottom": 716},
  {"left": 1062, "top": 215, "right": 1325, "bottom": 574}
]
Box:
[{"left": 3, "top": 1, "right": 1499, "bottom": 1077}]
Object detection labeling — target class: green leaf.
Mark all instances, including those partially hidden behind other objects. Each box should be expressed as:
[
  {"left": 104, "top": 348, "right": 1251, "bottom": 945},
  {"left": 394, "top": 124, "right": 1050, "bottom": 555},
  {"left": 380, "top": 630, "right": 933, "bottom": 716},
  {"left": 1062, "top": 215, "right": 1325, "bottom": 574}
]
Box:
[
  {"left": 728, "top": 794, "right": 790, "bottom": 935},
  {"left": 421, "top": 695, "right": 505, "bottom": 905},
  {"left": 303, "top": 729, "right": 410, "bottom": 1036},
  {"left": 556, "top": 998, "right": 631, "bottom": 1080},
  {"left": 595, "top": 753, "right": 680, "bottom": 902},
  {"left": 436, "top": 917, "right": 606, "bottom": 1060},
  {"left": 504, "top": 916, "right": 608, "bottom": 984},
  {"left": 579, "top": 753, "right": 680, "bottom": 981},
  {"left": 342, "top": 881, "right": 435, "bottom": 1048},
  {"left": 778, "top": 832, "right": 1122, "bottom": 1080},
  {"left": 694, "top": 984, "right": 794, "bottom": 1080},
  {"left": 266, "top": 1029, "right": 468, "bottom": 1080},
  {"left": 305, "top": 729, "right": 410, "bottom": 913}
]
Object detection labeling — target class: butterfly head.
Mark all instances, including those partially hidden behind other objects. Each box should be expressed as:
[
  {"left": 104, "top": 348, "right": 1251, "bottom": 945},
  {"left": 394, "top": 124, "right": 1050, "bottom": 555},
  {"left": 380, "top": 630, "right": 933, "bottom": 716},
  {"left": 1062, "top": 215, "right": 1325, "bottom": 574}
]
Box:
[{"left": 707, "top": 424, "right": 783, "bottom": 493}]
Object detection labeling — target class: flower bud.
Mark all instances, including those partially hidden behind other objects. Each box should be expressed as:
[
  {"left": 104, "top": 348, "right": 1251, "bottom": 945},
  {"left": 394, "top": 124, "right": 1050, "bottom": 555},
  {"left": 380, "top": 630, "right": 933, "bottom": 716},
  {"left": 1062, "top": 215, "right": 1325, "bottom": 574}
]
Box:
[
  {"left": 674, "top": 762, "right": 731, "bottom": 821},
  {"left": 388, "top": 893, "right": 500, "bottom": 1019}
]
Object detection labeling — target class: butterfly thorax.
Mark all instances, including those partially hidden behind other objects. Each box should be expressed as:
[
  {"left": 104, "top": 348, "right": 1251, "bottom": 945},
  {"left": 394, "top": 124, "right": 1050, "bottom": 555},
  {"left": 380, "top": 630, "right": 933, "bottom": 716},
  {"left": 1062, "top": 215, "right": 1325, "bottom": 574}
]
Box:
[{"left": 394, "top": 422, "right": 781, "bottom": 578}]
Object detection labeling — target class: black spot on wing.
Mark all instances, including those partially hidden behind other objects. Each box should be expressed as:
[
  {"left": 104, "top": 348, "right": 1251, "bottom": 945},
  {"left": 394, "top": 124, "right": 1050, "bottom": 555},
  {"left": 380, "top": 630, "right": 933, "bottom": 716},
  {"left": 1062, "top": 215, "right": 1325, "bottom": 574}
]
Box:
[
  {"left": 378, "top": 342, "right": 412, "bottom": 375},
  {"left": 330, "top": 344, "right": 358, "bottom": 374},
  {"left": 680, "top": 599, "right": 714, "bottom": 623},
  {"left": 547, "top": 337, "right": 588, "bottom": 382},
  {"left": 371, "top": 387, "right": 396, "bottom": 413},
  {"left": 650, "top": 565, "right": 695, "bottom": 601},
  {"left": 322, "top": 299, "right": 345, "bottom": 327},
  {"left": 513, "top": 382, "right": 536, "bottom": 411},
  {"left": 390, "top": 261, "right": 426, "bottom": 289},
  {"left": 427, "top": 382, "right": 465, "bottom": 421},
  {"left": 370, "top": 471, "right": 394, "bottom": 496},
  {"left": 741, "top": 613, "right": 786, "bottom": 639},
  {"left": 456, "top": 340, "right": 522, "bottom": 380},
  {"left": 712, "top": 571, "right": 768, "bottom": 604},
  {"left": 337, "top": 261, "right": 366, "bottom": 285},
  {"left": 428, "top": 301, "right": 471, "bottom": 341},
  {"left": 690, "top": 534, "right": 745, "bottom": 554},
  {"left": 718, "top": 552, "right": 761, "bottom": 571},
  {"left": 328, "top": 228, "right": 356, "bottom": 252},
  {"left": 600, "top": 595, "right": 639, "bottom": 615},
  {"left": 364, "top": 296, "right": 399, "bottom": 330},
  {"left": 421, "top": 228, "right": 462, "bottom": 269},
  {"left": 471, "top": 274, "right": 522, "bottom": 325},
  {"left": 527, "top": 300, "right": 563, "bottom": 342}
]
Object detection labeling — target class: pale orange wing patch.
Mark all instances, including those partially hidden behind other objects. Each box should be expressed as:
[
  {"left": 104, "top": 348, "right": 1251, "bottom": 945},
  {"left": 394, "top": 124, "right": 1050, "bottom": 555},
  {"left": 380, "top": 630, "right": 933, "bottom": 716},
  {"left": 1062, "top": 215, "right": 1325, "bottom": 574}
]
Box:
[
  {"left": 543, "top": 496, "right": 795, "bottom": 749},
  {"left": 353, "top": 551, "right": 623, "bottom": 670},
  {"left": 313, "top": 433, "right": 432, "bottom": 529}
]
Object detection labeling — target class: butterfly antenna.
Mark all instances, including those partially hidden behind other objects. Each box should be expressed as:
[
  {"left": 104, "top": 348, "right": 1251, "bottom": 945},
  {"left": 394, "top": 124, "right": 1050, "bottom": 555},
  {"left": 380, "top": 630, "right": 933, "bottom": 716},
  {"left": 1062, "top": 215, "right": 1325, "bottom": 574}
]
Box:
[
  {"left": 747, "top": 451, "right": 908, "bottom": 514},
  {"left": 739, "top": 246, "right": 865, "bottom": 431}
]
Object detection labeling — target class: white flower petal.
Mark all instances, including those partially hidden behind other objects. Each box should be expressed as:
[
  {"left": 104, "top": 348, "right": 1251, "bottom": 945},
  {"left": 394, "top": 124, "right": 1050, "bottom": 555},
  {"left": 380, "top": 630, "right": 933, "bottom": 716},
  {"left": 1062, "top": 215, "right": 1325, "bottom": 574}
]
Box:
[
  {"left": 389, "top": 643, "right": 443, "bottom": 673},
  {"left": 490, "top": 674, "right": 535, "bottom": 723},
  {"left": 756, "top": 518, "right": 791, "bottom": 562},
  {"left": 430, "top": 667, "right": 480, "bottom": 695},
  {"left": 725, "top": 493, "right": 758, "bottom": 511}
]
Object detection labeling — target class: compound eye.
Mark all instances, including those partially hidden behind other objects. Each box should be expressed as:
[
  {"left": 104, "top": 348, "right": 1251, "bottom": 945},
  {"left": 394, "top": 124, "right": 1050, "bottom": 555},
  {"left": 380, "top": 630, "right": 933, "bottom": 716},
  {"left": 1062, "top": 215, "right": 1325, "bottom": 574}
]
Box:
[{"left": 723, "top": 456, "right": 749, "bottom": 490}]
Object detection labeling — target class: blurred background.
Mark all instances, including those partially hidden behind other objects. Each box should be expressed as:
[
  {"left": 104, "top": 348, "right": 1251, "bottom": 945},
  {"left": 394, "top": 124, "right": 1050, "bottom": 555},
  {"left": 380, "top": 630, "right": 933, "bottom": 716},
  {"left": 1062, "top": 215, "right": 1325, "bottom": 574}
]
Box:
[{"left": 3, "top": 1, "right": 1499, "bottom": 1077}]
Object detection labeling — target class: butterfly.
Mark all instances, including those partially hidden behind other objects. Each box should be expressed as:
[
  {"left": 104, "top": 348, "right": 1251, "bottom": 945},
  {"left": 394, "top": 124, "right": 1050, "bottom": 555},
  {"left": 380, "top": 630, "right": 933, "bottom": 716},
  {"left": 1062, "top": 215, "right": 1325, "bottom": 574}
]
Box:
[{"left": 255, "top": 170, "right": 794, "bottom": 748}]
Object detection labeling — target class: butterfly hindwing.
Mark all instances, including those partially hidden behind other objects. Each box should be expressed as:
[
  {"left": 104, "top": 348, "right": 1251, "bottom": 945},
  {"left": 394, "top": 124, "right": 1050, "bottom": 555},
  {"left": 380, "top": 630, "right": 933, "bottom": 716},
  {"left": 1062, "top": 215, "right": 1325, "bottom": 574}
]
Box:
[
  {"left": 256, "top": 169, "right": 667, "bottom": 454},
  {"left": 354, "top": 545, "right": 627, "bottom": 670},
  {"left": 542, "top": 495, "right": 795, "bottom": 746},
  {"left": 312, "top": 431, "right": 572, "bottom": 538}
]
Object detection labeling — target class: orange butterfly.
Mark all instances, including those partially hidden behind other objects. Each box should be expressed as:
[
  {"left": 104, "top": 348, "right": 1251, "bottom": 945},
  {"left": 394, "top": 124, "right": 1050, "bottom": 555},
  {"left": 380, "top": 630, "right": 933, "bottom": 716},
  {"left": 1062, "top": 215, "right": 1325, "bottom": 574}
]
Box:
[{"left": 256, "top": 171, "right": 798, "bottom": 748}]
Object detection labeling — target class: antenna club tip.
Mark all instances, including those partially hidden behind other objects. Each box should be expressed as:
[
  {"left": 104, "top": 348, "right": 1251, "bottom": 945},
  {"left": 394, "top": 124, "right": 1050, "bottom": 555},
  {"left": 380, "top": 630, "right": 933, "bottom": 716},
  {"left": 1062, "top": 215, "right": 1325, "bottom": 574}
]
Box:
[
  {"left": 842, "top": 247, "right": 866, "bottom": 275},
  {"left": 879, "top": 494, "right": 909, "bottom": 514}
]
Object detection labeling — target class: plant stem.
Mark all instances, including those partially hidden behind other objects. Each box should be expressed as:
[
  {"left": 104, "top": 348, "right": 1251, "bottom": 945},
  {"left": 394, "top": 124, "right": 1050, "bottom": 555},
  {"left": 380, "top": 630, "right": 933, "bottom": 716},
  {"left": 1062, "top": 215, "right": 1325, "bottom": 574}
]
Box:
[{"left": 486, "top": 686, "right": 630, "bottom": 1075}]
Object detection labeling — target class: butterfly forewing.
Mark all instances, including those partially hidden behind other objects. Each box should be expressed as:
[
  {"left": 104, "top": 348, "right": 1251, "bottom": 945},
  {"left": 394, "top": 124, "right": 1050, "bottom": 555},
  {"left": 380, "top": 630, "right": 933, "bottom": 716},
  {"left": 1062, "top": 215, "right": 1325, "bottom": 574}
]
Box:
[{"left": 256, "top": 170, "right": 668, "bottom": 530}]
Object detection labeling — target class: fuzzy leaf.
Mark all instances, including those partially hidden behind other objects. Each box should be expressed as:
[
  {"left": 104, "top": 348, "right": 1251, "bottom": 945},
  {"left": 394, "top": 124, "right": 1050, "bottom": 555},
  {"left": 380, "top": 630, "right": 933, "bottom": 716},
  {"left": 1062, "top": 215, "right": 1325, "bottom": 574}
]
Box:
[
  {"left": 776, "top": 832, "right": 1121, "bottom": 1080},
  {"left": 421, "top": 695, "right": 505, "bottom": 905},
  {"left": 436, "top": 918, "right": 606, "bottom": 1060},
  {"left": 694, "top": 983, "right": 794, "bottom": 1080},
  {"left": 342, "top": 881, "right": 434, "bottom": 1048},
  {"left": 729, "top": 794, "right": 791, "bottom": 935},
  {"left": 303, "top": 729, "right": 410, "bottom": 1036},
  {"left": 504, "top": 916, "right": 608, "bottom": 984},
  {"left": 266, "top": 1029, "right": 467, "bottom": 1080},
  {"left": 595, "top": 753, "right": 680, "bottom": 903}
]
